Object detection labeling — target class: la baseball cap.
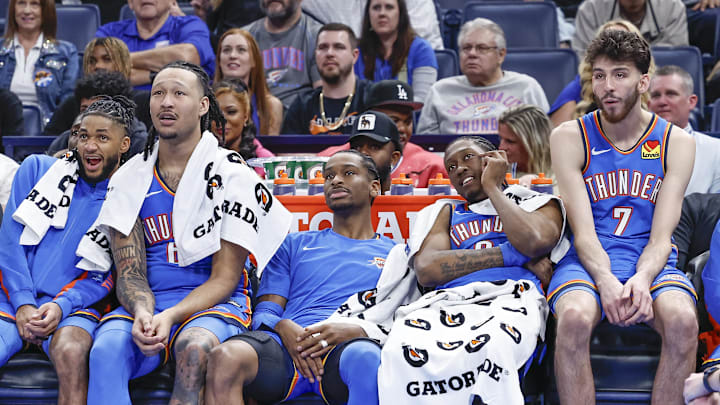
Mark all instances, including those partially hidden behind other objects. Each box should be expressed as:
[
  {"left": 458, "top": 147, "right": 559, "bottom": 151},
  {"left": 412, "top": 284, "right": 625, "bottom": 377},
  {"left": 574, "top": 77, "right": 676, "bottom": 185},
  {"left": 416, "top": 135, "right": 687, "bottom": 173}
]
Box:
[
  {"left": 349, "top": 110, "right": 400, "bottom": 146},
  {"left": 365, "top": 80, "right": 423, "bottom": 111}
]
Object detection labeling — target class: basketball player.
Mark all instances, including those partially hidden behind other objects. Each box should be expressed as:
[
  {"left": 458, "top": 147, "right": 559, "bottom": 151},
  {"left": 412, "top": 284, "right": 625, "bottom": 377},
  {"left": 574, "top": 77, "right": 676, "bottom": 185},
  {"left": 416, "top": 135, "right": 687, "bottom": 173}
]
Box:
[
  {"left": 205, "top": 150, "right": 396, "bottom": 405},
  {"left": 549, "top": 30, "right": 698, "bottom": 404}
]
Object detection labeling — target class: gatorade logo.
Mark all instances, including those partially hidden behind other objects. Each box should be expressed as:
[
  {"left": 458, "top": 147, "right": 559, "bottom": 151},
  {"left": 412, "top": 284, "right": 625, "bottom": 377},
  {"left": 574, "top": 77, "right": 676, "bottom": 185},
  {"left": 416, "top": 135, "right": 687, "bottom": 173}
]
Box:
[{"left": 641, "top": 140, "right": 660, "bottom": 159}]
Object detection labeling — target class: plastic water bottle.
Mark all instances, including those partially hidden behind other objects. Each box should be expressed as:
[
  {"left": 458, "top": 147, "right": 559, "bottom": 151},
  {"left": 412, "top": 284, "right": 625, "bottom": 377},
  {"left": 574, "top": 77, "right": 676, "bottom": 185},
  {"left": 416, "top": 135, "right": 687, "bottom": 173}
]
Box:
[
  {"left": 427, "top": 173, "right": 452, "bottom": 195},
  {"left": 505, "top": 173, "right": 520, "bottom": 185},
  {"left": 390, "top": 173, "right": 414, "bottom": 195},
  {"left": 307, "top": 171, "right": 325, "bottom": 196},
  {"left": 530, "top": 173, "right": 554, "bottom": 194},
  {"left": 273, "top": 171, "right": 296, "bottom": 196}
]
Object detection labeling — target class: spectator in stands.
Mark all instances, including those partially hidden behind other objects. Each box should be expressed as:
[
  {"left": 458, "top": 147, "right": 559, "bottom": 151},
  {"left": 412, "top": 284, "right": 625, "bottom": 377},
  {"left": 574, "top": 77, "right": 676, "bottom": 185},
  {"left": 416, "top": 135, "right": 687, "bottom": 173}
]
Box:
[
  {"left": 205, "top": 150, "right": 394, "bottom": 405},
  {"left": 0, "top": 96, "right": 132, "bottom": 405},
  {"left": 0, "top": 0, "right": 79, "bottom": 126},
  {"left": 673, "top": 193, "right": 720, "bottom": 270},
  {"left": 301, "top": 0, "right": 444, "bottom": 50},
  {"left": 550, "top": 30, "right": 697, "bottom": 405},
  {"left": 212, "top": 79, "right": 274, "bottom": 172},
  {"left": 0, "top": 153, "right": 19, "bottom": 211},
  {"left": 551, "top": 19, "right": 649, "bottom": 126},
  {"left": 282, "top": 23, "right": 371, "bottom": 135},
  {"left": 498, "top": 105, "right": 553, "bottom": 187},
  {"left": 319, "top": 80, "right": 446, "bottom": 188},
  {"left": 648, "top": 65, "right": 720, "bottom": 195},
  {"left": 214, "top": 29, "right": 283, "bottom": 135},
  {"left": 244, "top": 0, "right": 322, "bottom": 110},
  {"left": 45, "top": 37, "right": 152, "bottom": 135},
  {"left": 572, "top": 0, "right": 688, "bottom": 58},
  {"left": 46, "top": 71, "right": 148, "bottom": 158},
  {"left": 355, "top": 0, "right": 437, "bottom": 103},
  {"left": 189, "top": 0, "right": 264, "bottom": 49},
  {"left": 96, "top": 0, "right": 215, "bottom": 89},
  {"left": 349, "top": 110, "right": 402, "bottom": 194},
  {"left": 416, "top": 18, "right": 549, "bottom": 135},
  {"left": 0, "top": 89, "right": 24, "bottom": 147}
]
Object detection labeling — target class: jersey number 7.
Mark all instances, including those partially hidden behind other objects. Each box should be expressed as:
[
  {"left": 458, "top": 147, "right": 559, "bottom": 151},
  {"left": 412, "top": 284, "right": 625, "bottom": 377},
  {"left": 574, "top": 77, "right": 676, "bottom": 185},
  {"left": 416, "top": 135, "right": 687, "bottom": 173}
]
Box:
[{"left": 612, "top": 206, "right": 633, "bottom": 236}]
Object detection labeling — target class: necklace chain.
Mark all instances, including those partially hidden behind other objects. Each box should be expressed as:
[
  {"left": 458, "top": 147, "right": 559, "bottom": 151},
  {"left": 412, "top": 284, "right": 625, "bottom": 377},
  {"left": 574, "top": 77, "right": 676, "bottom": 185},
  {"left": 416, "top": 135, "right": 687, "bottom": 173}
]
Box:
[{"left": 320, "top": 92, "right": 354, "bottom": 131}]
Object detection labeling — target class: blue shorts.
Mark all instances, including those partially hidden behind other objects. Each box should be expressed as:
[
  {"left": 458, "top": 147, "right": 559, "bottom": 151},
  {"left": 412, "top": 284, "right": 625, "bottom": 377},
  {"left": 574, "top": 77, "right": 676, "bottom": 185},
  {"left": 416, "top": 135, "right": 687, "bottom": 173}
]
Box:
[
  {"left": 547, "top": 256, "right": 696, "bottom": 315},
  {"left": 98, "top": 302, "right": 250, "bottom": 364}
]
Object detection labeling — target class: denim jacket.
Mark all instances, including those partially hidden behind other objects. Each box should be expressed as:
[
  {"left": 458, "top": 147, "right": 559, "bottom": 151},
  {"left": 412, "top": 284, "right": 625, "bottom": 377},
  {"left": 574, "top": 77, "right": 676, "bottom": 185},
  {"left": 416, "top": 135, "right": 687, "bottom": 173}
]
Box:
[{"left": 0, "top": 38, "right": 79, "bottom": 126}]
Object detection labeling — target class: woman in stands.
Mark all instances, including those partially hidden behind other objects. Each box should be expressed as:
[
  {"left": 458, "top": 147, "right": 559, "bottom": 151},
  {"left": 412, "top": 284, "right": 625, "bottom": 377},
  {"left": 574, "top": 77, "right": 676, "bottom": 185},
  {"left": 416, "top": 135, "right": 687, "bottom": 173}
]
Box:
[
  {"left": 44, "top": 37, "right": 153, "bottom": 135},
  {"left": 549, "top": 19, "right": 654, "bottom": 126},
  {"left": 214, "top": 29, "right": 283, "bottom": 135},
  {"left": 355, "top": 0, "right": 437, "bottom": 102},
  {"left": 498, "top": 104, "right": 554, "bottom": 188},
  {"left": 0, "top": 0, "right": 79, "bottom": 127},
  {"left": 213, "top": 79, "right": 273, "bottom": 175}
]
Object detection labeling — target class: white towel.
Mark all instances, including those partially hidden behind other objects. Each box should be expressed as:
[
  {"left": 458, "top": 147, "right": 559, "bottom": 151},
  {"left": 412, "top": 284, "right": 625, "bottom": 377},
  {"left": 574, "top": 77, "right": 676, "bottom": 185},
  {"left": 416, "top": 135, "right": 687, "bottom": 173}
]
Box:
[
  {"left": 76, "top": 131, "right": 292, "bottom": 272},
  {"left": 12, "top": 152, "right": 78, "bottom": 245}
]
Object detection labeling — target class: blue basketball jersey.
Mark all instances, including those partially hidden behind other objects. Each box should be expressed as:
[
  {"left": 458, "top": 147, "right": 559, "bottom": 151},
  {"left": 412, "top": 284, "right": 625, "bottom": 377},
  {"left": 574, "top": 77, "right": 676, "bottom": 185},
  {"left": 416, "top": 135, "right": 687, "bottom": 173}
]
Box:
[
  {"left": 140, "top": 167, "right": 250, "bottom": 311},
  {"left": 442, "top": 202, "right": 540, "bottom": 290},
  {"left": 575, "top": 111, "right": 677, "bottom": 275}
]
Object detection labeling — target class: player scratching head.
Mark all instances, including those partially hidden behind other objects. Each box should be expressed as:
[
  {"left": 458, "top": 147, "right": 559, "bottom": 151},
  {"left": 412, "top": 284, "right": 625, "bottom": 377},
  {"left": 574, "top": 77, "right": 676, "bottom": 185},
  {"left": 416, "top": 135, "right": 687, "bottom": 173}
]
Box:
[
  {"left": 323, "top": 149, "right": 381, "bottom": 239},
  {"left": 444, "top": 136, "right": 499, "bottom": 204},
  {"left": 76, "top": 95, "right": 133, "bottom": 184},
  {"left": 144, "top": 61, "right": 226, "bottom": 159},
  {"left": 585, "top": 29, "right": 651, "bottom": 124}
]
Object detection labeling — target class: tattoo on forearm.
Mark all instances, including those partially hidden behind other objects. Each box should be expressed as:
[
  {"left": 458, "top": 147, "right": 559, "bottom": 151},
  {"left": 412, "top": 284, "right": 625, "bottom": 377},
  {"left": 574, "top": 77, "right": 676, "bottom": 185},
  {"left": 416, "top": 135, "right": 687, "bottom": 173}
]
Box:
[
  {"left": 438, "top": 250, "right": 504, "bottom": 280},
  {"left": 111, "top": 218, "right": 154, "bottom": 314}
]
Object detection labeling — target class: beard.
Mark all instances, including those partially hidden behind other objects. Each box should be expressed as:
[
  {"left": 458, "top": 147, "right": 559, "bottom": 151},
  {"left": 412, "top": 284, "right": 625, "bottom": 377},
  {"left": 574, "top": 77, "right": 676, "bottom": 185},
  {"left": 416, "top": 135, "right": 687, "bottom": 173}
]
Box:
[
  {"left": 319, "top": 62, "right": 353, "bottom": 85},
  {"left": 377, "top": 160, "right": 392, "bottom": 186},
  {"left": 261, "top": 0, "right": 298, "bottom": 21},
  {"left": 78, "top": 152, "right": 120, "bottom": 185},
  {"left": 595, "top": 87, "right": 640, "bottom": 124}
]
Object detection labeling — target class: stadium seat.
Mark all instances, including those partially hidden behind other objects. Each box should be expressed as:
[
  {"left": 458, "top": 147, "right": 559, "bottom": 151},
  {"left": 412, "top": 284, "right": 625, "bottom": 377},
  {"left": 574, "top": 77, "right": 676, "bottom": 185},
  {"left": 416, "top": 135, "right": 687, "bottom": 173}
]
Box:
[
  {"left": 56, "top": 4, "right": 100, "bottom": 52},
  {"left": 438, "top": 8, "right": 463, "bottom": 50},
  {"left": 652, "top": 46, "right": 705, "bottom": 113},
  {"left": 22, "top": 106, "right": 42, "bottom": 136},
  {"left": 502, "top": 48, "right": 579, "bottom": 108},
  {"left": 712, "top": 100, "right": 720, "bottom": 132},
  {"left": 463, "top": 1, "right": 558, "bottom": 49},
  {"left": 434, "top": 0, "right": 468, "bottom": 10},
  {"left": 434, "top": 49, "right": 460, "bottom": 80},
  {"left": 119, "top": 2, "right": 194, "bottom": 21},
  {"left": 2, "top": 136, "right": 54, "bottom": 162}
]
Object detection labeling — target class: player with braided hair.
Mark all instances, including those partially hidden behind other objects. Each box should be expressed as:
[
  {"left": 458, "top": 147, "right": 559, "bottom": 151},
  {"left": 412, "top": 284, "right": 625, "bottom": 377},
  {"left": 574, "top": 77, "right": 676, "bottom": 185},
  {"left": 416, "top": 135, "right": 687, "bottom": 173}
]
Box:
[
  {"left": 87, "top": 61, "right": 272, "bottom": 405},
  {"left": 0, "top": 95, "right": 132, "bottom": 404}
]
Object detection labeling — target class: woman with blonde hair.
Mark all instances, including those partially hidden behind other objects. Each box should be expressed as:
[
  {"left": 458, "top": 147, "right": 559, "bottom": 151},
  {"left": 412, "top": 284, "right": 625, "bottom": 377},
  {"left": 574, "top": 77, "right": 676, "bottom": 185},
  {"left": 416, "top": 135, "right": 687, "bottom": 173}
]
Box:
[
  {"left": 549, "top": 19, "right": 655, "bottom": 126},
  {"left": 214, "top": 28, "right": 283, "bottom": 135},
  {"left": 498, "top": 104, "right": 553, "bottom": 187}
]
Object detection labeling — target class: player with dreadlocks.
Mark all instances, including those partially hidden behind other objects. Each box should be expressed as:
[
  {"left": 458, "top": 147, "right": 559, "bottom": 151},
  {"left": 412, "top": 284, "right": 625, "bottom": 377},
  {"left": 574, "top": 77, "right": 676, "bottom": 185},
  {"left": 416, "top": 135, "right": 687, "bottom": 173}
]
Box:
[
  {"left": 86, "top": 60, "right": 291, "bottom": 405},
  {"left": 0, "top": 95, "right": 133, "bottom": 405}
]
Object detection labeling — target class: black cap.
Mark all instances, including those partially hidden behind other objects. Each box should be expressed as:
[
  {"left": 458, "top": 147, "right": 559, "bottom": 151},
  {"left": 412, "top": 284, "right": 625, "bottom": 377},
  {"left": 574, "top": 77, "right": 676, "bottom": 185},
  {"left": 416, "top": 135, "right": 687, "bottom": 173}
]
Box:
[
  {"left": 365, "top": 80, "right": 423, "bottom": 111},
  {"left": 349, "top": 110, "right": 400, "bottom": 146}
]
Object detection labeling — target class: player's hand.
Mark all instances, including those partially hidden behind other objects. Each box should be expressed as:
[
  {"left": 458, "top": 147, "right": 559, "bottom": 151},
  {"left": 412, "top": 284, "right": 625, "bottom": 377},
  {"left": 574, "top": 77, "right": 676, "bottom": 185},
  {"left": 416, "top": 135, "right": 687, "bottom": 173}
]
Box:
[
  {"left": 26, "top": 302, "right": 62, "bottom": 338},
  {"left": 685, "top": 372, "right": 713, "bottom": 404},
  {"left": 480, "top": 150, "right": 509, "bottom": 191},
  {"left": 620, "top": 272, "right": 654, "bottom": 326},
  {"left": 15, "top": 304, "right": 38, "bottom": 342},
  {"left": 275, "top": 319, "right": 324, "bottom": 383},
  {"left": 692, "top": 0, "right": 719, "bottom": 11},
  {"left": 524, "top": 257, "right": 553, "bottom": 290},
  {"left": 297, "top": 323, "right": 366, "bottom": 359},
  {"left": 131, "top": 309, "right": 166, "bottom": 357},
  {"left": 689, "top": 393, "right": 720, "bottom": 405},
  {"left": 595, "top": 275, "right": 628, "bottom": 325}
]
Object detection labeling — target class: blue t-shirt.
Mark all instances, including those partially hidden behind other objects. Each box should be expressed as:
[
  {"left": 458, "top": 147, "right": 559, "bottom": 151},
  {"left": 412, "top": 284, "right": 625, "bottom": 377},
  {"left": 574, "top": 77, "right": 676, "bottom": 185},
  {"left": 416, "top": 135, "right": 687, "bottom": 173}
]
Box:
[
  {"left": 354, "top": 36, "right": 437, "bottom": 85},
  {"left": 549, "top": 74, "right": 581, "bottom": 114},
  {"left": 257, "top": 228, "right": 395, "bottom": 342},
  {"left": 96, "top": 15, "right": 215, "bottom": 90},
  {"left": 440, "top": 202, "right": 540, "bottom": 291},
  {"left": 139, "top": 166, "right": 250, "bottom": 311}
]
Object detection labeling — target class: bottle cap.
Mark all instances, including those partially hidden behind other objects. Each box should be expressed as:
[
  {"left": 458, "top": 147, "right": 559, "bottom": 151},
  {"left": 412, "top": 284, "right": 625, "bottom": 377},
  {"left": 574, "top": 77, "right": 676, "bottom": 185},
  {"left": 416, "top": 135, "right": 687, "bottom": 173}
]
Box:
[
  {"left": 531, "top": 172, "right": 553, "bottom": 185},
  {"left": 429, "top": 173, "right": 451, "bottom": 185},
  {"left": 308, "top": 171, "right": 324, "bottom": 184},
  {"left": 505, "top": 173, "right": 519, "bottom": 185},
  {"left": 391, "top": 173, "right": 408, "bottom": 184},
  {"left": 274, "top": 171, "right": 295, "bottom": 184}
]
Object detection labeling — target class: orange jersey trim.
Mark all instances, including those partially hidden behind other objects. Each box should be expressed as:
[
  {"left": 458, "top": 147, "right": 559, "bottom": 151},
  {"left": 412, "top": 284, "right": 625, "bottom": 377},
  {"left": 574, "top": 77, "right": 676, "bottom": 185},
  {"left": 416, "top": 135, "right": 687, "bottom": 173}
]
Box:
[
  {"left": 0, "top": 310, "right": 16, "bottom": 321},
  {"left": 660, "top": 122, "right": 672, "bottom": 176},
  {"left": 649, "top": 280, "right": 697, "bottom": 300},
  {"left": 547, "top": 279, "right": 597, "bottom": 302},
  {"left": 71, "top": 309, "right": 101, "bottom": 321},
  {"left": 282, "top": 370, "right": 301, "bottom": 402},
  {"left": 593, "top": 111, "right": 658, "bottom": 155},
  {"left": 579, "top": 118, "right": 591, "bottom": 174},
  {"left": 154, "top": 166, "right": 176, "bottom": 196},
  {"left": 54, "top": 272, "right": 89, "bottom": 299}
]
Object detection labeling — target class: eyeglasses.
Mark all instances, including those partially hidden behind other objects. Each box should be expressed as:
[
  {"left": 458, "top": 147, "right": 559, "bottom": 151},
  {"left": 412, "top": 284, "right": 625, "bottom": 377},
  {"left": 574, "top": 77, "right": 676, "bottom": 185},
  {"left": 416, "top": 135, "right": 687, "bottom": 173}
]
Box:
[{"left": 460, "top": 44, "right": 499, "bottom": 54}]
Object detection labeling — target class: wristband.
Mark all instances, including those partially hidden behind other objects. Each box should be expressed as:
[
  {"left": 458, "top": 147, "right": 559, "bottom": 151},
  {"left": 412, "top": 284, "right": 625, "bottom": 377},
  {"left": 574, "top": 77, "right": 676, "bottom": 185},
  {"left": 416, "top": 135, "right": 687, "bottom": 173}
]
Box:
[
  {"left": 704, "top": 366, "right": 719, "bottom": 393},
  {"left": 499, "top": 242, "right": 531, "bottom": 267},
  {"left": 252, "top": 301, "right": 283, "bottom": 330}
]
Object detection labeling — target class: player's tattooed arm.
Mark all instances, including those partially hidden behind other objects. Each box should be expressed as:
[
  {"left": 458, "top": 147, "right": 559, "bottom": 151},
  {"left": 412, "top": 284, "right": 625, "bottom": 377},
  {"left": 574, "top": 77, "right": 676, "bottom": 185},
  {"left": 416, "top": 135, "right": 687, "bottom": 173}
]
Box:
[
  {"left": 412, "top": 205, "right": 504, "bottom": 288},
  {"left": 111, "top": 218, "right": 155, "bottom": 315}
]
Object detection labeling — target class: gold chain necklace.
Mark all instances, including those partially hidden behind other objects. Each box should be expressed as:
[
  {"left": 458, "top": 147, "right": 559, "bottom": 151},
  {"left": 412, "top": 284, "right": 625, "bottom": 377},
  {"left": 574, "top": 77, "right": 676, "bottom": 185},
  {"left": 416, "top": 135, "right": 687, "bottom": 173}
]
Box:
[{"left": 320, "top": 91, "right": 354, "bottom": 131}]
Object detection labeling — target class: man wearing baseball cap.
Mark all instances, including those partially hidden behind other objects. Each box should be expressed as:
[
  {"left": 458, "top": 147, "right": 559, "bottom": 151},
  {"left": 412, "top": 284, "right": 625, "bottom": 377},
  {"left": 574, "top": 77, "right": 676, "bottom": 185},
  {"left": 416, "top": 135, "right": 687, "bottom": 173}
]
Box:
[
  {"left": 348, "top": 110, "right": 402, "bottom": 194},
  {"left": 320, "top": 80, "right": 447, "bottom": 188}
]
